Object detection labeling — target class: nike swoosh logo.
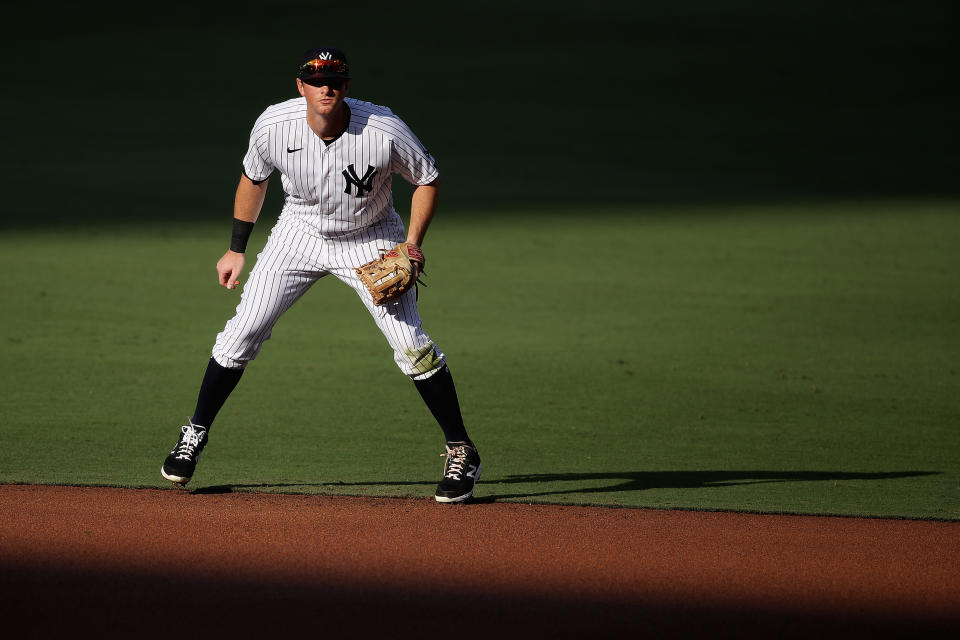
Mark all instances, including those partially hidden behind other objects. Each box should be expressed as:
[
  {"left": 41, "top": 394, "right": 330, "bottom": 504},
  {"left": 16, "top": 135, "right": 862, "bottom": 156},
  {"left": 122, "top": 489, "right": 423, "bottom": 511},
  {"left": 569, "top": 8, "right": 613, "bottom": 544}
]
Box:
[{"left": 287, "top": 147, "right": 302, "bottom": 153}]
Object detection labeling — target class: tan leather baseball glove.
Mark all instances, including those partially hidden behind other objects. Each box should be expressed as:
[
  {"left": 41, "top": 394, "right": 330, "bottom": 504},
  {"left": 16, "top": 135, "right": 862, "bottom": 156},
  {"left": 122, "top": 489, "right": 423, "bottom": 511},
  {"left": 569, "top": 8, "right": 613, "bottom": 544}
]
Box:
[{"left": 356, "top": 243, "right": 425, "bottom": 306}]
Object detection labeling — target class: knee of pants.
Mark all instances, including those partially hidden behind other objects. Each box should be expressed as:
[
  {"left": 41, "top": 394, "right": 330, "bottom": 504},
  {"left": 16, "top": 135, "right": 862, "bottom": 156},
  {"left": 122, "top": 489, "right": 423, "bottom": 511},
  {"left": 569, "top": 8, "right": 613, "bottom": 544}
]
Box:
[
  {"left": 212, "top": 328, "right": 273, "bottom": 370},
  {"left": 397, "top": 341, "right": 446, "bottom": 379}
]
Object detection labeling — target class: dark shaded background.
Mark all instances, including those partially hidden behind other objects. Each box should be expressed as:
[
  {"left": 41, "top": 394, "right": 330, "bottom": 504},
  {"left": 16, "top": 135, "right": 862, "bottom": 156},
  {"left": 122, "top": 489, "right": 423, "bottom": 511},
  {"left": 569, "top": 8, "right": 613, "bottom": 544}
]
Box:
[{"left": 0, "top": 1, "right": 955, "bottom": 228}]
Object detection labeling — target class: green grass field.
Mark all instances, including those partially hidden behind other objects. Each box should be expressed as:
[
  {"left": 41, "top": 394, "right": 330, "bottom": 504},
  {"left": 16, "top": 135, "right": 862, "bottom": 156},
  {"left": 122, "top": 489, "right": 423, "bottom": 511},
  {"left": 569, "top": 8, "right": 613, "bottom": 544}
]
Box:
[{"left": 1, "top": 201, "right": 958, "bottom": 519}]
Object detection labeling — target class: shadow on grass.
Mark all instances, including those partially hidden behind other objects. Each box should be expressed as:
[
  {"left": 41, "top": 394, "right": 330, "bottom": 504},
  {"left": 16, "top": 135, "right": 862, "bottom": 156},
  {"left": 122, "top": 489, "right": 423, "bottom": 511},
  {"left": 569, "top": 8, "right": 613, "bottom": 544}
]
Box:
[
  {"left": 192, "top": 470, "right": 938, "bottom": 502},
  {"left": 473, "top": 470, "right": 940, "bottom": 502}
]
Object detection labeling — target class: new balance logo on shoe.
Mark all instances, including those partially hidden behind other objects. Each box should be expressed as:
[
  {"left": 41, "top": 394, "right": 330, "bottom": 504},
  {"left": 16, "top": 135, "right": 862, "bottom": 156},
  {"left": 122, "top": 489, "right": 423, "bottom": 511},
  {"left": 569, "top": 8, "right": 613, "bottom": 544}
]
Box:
[
  {"left": 435, "top": 443, "right": 482, "bottom": 504},
  {"left": 161, "top": 421, "right": 208, "bottom": 486}
]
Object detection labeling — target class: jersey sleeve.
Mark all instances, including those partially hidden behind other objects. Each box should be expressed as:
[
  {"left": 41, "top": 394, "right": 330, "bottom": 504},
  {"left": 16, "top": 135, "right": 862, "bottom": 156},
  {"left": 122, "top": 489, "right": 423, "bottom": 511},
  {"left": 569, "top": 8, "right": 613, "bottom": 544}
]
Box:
[
  {"left": 388, "top": 115, "right": 439, "bottom": 186},
  {"left": 241, "top": 112, "right": 275, "bottom": 183}
]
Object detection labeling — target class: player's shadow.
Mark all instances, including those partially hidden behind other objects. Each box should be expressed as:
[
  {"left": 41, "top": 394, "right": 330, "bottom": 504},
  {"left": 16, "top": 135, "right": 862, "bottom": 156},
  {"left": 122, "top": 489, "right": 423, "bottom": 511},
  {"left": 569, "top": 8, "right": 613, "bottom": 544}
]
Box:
[
  {"left": 191, "top": 470, "right": 938, "bottom": 501},
  {"left": 468, "top": 470, "right": 939, "bottom": 503}
]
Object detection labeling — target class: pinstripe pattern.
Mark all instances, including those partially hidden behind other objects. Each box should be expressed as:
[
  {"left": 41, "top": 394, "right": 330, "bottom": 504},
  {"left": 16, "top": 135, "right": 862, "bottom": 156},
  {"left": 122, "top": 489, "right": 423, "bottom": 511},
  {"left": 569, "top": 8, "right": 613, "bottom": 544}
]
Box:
[
  {"left": 243, "top": 97, "right": 438, "bottom": 237},
  {"left": 213, "top": 96, "right": 444, "bottom": 379}
]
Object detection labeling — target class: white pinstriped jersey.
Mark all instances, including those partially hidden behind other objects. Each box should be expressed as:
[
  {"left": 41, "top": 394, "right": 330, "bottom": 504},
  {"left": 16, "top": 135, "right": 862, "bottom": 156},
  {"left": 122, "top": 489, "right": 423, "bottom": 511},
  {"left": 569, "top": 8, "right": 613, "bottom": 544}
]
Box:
[{"left": 242, "top": 97, "right": 438, "bottom": 238}]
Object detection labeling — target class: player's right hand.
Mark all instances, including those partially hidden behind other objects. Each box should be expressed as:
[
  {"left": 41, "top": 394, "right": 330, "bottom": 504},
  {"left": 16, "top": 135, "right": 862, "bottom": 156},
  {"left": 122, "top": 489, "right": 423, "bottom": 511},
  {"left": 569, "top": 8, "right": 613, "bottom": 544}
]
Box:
[{"left": 217, "top": 250, "right": 246, "bottom": 290}]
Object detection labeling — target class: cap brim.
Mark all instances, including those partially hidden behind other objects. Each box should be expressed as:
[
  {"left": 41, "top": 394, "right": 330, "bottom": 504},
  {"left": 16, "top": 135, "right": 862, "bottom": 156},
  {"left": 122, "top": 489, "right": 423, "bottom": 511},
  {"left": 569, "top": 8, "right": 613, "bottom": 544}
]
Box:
[{"left": 300, "top": 73, "right": 350, "bottom": 84}]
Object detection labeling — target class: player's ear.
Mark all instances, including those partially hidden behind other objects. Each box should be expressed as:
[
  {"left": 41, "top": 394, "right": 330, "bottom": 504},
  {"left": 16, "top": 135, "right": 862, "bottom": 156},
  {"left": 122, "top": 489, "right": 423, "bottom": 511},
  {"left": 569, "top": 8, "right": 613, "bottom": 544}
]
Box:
[
  {"left": 343, "top": 79, "right": 350, "bottom": 95},
  {"left": 296, "top": 78, "right": 306, "bottom": 96}
]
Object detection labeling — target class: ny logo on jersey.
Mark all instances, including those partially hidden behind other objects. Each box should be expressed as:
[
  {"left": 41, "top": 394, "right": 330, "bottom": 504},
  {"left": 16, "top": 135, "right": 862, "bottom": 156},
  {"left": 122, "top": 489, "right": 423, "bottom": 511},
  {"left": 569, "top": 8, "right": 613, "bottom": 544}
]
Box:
[{"left": 342, "top": 164, "right": 378, "bottom": 196}]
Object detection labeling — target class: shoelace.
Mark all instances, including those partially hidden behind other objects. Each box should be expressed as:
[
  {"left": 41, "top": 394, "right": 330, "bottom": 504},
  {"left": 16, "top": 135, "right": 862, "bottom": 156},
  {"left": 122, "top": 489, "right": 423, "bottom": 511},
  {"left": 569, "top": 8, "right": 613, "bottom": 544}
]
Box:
[
  {"left": 442, "top": 445, "right": 469, "bottom": 481},
  {"left": 174, "top": 424, "right": 205, "bottom": 461}
]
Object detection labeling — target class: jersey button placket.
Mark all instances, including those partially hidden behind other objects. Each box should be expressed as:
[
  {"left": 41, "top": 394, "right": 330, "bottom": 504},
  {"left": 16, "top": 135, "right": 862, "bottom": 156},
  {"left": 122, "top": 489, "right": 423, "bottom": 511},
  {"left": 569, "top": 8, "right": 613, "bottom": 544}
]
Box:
[{"left": 318, "top": 140, "right": 329, "bottom": 215}]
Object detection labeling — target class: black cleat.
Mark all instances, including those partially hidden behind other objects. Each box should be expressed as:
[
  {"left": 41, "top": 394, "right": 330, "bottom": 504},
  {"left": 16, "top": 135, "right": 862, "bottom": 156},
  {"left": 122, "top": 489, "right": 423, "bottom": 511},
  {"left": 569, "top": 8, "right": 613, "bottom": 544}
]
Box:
[
  {"left": 435, "top": 442, "right": 481, "bottom": 503},
  {"left": 161, "top": 422, "right": 208, "bottom": 485}
]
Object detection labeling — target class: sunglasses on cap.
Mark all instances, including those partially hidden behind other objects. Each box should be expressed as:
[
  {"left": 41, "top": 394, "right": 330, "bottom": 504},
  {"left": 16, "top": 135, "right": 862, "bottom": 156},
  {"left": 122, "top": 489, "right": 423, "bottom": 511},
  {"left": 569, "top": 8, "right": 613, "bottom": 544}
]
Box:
[{"left": 299, "top": 58, "right": 349, "bottom": 76}]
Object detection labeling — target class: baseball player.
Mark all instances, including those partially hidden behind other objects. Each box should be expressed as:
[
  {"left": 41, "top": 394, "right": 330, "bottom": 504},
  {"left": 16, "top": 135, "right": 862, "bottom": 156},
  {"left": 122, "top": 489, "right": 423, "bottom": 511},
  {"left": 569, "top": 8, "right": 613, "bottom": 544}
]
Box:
[{"left": 161, "top": 47, "right": 480, "bottom": 503}]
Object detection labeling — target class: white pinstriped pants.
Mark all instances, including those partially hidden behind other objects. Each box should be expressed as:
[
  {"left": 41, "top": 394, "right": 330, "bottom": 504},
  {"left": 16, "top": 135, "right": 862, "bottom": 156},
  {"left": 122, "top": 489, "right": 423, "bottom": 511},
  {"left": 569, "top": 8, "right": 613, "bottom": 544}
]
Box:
[{"left": 211, "top": 213, "right": 445, "bottom": 379}]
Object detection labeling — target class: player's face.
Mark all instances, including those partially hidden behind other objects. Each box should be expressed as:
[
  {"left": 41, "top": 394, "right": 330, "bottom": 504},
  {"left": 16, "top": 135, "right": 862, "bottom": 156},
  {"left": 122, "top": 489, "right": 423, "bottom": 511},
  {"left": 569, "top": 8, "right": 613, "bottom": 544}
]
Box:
[{"left": 297, "top": 78, "right": 350, "bottom": 117}]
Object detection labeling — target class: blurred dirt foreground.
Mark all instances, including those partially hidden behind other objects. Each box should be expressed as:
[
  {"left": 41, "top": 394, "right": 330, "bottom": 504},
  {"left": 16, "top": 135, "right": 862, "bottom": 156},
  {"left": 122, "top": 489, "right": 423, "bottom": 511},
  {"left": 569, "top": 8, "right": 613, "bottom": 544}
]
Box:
[{"left": 1, "top": 485, "right": 957, "bottom": 638}]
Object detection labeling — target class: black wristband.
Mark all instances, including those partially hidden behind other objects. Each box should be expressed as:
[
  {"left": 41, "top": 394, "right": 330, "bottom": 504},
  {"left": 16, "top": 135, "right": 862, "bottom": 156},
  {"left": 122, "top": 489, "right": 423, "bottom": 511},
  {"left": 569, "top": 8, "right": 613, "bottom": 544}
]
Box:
[{"left": 230, "top": 219, "right": 255, "bottom": 253}]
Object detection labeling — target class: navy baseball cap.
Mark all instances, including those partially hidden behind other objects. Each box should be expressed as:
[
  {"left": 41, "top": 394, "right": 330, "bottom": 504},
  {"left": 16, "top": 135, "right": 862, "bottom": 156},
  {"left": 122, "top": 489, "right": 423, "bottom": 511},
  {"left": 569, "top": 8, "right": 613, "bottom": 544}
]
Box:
[{"left": 298, "top": 47, "right": 350, "bottom": 83}]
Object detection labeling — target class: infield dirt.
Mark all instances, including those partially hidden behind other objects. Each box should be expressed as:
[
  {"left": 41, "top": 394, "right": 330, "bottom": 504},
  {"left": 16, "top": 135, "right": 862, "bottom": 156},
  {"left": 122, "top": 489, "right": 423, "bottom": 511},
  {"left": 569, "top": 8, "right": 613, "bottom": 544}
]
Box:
[{"left": 1, "top": 484, "right": 957, "bottom": 638}]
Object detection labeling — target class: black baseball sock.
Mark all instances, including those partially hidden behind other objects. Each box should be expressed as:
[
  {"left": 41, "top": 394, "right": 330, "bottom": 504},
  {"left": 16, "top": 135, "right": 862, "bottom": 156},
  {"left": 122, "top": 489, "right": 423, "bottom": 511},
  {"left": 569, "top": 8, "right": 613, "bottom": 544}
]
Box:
[
  {"left": 413, "top": 364, "right": 472, "bottom": 445},
  {"left": 191, "top": 358, "right": 245, "bottom": 429}
]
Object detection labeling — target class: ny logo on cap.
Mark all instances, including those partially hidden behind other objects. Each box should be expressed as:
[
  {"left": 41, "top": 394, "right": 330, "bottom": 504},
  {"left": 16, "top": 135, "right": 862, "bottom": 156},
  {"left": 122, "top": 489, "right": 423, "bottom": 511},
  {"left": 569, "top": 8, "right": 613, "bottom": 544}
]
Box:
[{"left": 315, "top": 52, "right": 333, "bottom": 60}]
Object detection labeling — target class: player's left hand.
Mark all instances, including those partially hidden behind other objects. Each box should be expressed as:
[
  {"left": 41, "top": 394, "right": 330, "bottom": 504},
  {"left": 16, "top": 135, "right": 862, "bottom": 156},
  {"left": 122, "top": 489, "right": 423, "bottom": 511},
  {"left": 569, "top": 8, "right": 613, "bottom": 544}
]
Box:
[
  {"left": 355, "top": 242, "right": 425, "bottom": 305},
  {"left": 406, "top": 242, "right": 423, "bottom": 279},
  {"left": 407, "top": 243, "right": 424, "bottom": 282}
]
